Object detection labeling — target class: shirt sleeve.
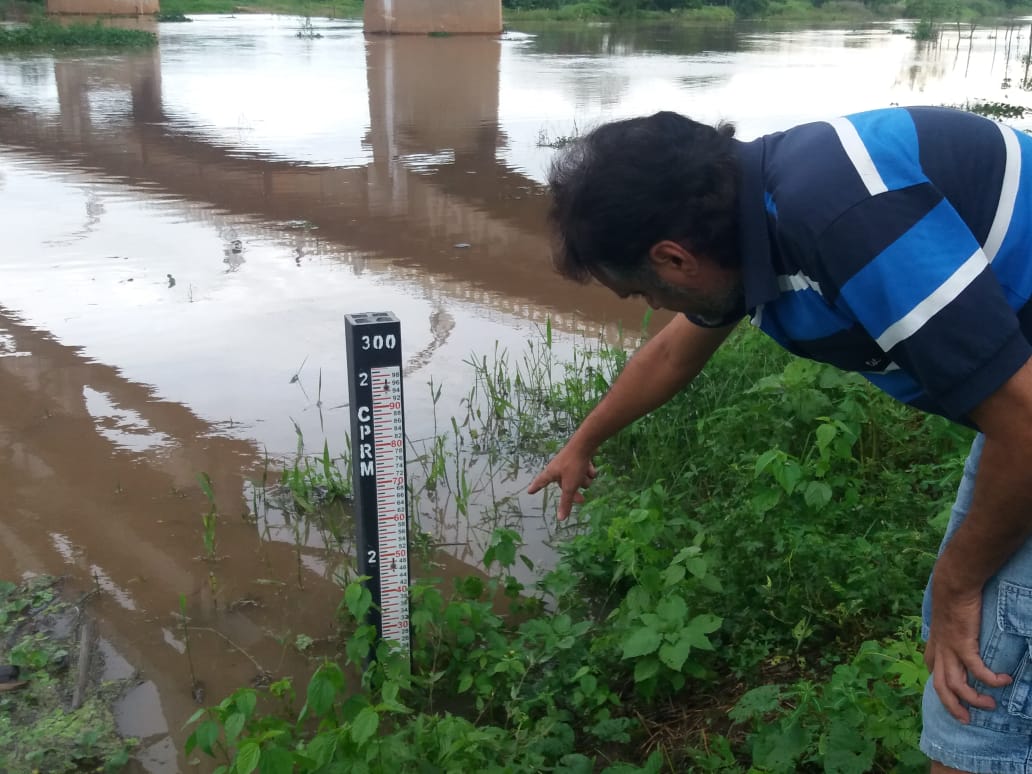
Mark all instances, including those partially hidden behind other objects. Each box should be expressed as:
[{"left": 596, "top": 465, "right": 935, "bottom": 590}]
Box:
[{"left": 812, "top": 182, "right": 1032, "bottom": 421}]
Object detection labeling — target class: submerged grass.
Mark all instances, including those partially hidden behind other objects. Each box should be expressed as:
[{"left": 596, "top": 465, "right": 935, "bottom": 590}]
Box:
[
  {"left": 187, "top": 323, "right": 961, "bottom": 771},
  {"left": 0, "top": 19, "right": 156, "bottom": 48}
]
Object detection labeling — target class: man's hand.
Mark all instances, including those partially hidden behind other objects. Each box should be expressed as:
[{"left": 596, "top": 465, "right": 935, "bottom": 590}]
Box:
[
  {"left": 528, "top": 443, "right": 597, "bottom": 521},
  {"left": 925, "top": 561, "right": 1012, "bottom": 723}
]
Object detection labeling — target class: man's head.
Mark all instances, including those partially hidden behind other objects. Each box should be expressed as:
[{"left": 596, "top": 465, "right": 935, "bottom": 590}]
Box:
[{"left": 547, "top": 111, "right": 742, "bottom": 318}]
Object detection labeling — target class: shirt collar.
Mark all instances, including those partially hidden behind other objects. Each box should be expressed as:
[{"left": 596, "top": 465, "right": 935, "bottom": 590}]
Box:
[{"left": 733, "top": 137, "right": 780, "bottom": 312}]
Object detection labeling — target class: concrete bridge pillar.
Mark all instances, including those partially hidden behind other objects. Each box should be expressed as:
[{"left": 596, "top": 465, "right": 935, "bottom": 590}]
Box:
[
  {"left": 364, "top": 0, "right": 501, "bottom": 35},
  {"left": 46, "top": 0, "right": 158, "bottom": 14}
]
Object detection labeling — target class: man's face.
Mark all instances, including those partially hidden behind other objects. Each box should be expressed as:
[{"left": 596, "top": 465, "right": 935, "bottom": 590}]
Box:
[{"left": 597, "top": 262, "right": 744, "bottom": 321}]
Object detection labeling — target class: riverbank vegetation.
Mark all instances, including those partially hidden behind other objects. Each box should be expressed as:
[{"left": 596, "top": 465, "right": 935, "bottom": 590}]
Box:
[
  {"left": 0, "top": 17, "right": 156, "bottom": 46},
  {"left": 145, "top": 0, "right": 1032, "bottom": 36},
  {"left": 0, "top": 576, "right": 135, "bottom": 773},
  {"left": 155, "top": 0, "right": 361, "bottom": 17},
  {"left": 505, "top": 0, "right": 1032, "bottom": 23},
  {"left": 185, "top": 324, "right": 964, "bottom": 772}
]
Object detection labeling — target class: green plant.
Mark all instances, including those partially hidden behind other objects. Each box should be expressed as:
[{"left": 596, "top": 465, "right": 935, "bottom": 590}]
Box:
[
  {"left": 717, "top": 622, "right": 929, "bottom": 773},
  {"left": 179, "top": 593, "right": 200, "bottom": 695},
  {"left": 198, "top": 472, "right": 219, "bottom": 561},
  {"left": 186, "top": 325, "right": 966, "bottom": 771},
  {"left": 295, "top": 15, "right": 322, "bottom": 37},
  {"left": 0, "top": 577, "right": 135, "bottom": 773},
  {"left": 0, "top": 19, "right": 156, "bottom": 48}
]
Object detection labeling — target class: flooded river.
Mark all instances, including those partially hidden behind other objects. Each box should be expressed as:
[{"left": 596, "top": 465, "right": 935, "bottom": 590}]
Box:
[{"left": 0, "top": 13, "right": 1030, "bottom": 771}]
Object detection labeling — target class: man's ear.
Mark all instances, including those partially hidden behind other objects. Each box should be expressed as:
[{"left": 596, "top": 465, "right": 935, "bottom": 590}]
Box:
[{"left": 648, "top": 240, "right": 700, "bottom": 283}]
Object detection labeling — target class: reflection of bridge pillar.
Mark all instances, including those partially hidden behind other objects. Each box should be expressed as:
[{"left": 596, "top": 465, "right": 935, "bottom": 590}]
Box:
[
  {"left": 365, "top": 35, "right": 500, "bottom": 215},
  {"left": 129, "top": 48, "right": 163, "bottom": 124},
  {"left": 54, "top": 61, "right": 92, "bottom": 140},
  {"left": 364, "top": 0, "right": 501, "bottom": 35},
  {"left": 55, "top": 49, "right": 163, "bottom": 135}
]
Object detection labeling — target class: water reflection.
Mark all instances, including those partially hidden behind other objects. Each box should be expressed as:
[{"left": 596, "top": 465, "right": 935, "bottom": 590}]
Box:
[{"left": 1, "top": 15, "right": 1032, "bottom": 772}]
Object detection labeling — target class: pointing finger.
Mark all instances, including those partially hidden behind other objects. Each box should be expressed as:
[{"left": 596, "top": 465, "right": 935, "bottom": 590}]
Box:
[
  {"left": 557, "top": 485, "right": 575, "bottom": 522},
  {"left": 527, "top": 469, "right": 554, "bottom": 495}
]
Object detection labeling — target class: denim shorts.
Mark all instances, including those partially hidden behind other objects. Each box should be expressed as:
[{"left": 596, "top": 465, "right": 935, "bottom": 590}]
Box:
[{"left": 921, "top": 433, "right": 1032, "bottom": 773}]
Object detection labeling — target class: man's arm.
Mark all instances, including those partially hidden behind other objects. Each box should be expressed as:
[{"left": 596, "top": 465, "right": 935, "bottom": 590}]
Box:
[
  {"left": 926, "top": 355, "right": 1032, "bottom": 722},
  {"left": 528, "top": 315, "right": 737, "bottom": 521}
]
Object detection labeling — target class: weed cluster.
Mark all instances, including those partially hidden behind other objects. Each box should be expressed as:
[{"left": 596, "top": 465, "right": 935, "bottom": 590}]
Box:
[
  {"left": 957, "top": 99, "right": 1027, "bottom": 119},
  {"left": 185, "top": 325, "right": 962, "bottom": 772},
  {"left": 0, "top": 19, "right": 156, "bottom": 48},
  {"left": 296, "top": 15, "right": 323, "bottom": 37},
  {"left": 0, "top": 578, "right": 134, "bottom": 773}
]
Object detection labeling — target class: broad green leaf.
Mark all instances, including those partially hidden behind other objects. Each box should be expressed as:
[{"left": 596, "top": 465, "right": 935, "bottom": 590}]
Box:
[
  {"left": 235, "top": 689, "right": 257, "bottom": 719},
  {"left": 351, "top": 707, "right": 380, "bottom": 746},
  {"left": 754, "top": 449, "right": 780, "bottom": 475},
  {"left": 344, "top": 582, "right": 372, "bottom": 621},
  {"left": 634, "top": 656, "right": 660, "bottom": 683},
  {"left": 259, "top": 745, "right": 294, "bottom": 774},
  {"left": 804, "top": 481, "right": 833, "bottom": 510},
  {"left": 655, "top": 595, "right": 688, "bottom": 627},
  {"left": 816, "top": 422, "right": 838, "bottom": 451},
  {"left": 658, "top": 638, "right": 693, "bottom": 672},
  {"left": 579, "top": 674, "right": 597, "bottom": 696},
  {"left": 824, "top": 720, "right": 877, "bottom": 774},
  {"left": 306, "top": 674, "right": 335, "bottom": 717},
  {"left": 670, "top": 546, "right": 700, "bottom": 564},
  {"left": 776, "top": 460, "right": 803, "bottom": 494},
  {"left": 683, "top": 613, "right": 722, "bottom": 649},
  {"left": 684, "top": 556, "right": 709, "bottom": 579},
  {"left": 621, "top": 626, "right": 661, "bottom": 659},
  {"left": 662, "top": 564, "right": 686, "bottom": 587},
  {"left": 752, "top": 720, "right": 807, "bottom": 771},
  {"left": 306, "top": 731, "right": 338, "bottom": 766},
  {"left": 234, "top": 741, "right": 260, "bottom": 774},
  {"left": 729, "top": 685, "right": 783, "bottom": 723},
  {"left": 555, "top": 753, "right": 594, "bottom": 774},
  {"left": 195, "top": 720, "right": 220, "bottom": 756},
  {"left": 751, "top": 488, "right": 781, "bottom": 514},
  {"left": 223, "top": 712, "right": 245, "bottom": 747}
]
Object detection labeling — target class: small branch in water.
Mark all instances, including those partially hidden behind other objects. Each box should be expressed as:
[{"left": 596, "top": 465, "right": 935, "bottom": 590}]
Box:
[
  {"left": 72, "top": 617, "right": 94, "bottom": 711},
  {"left": 192, "top": 626, "right": 270, "bottom": 681}
]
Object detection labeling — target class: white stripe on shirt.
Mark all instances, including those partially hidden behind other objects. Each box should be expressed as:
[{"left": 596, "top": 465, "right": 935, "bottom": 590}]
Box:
[
  {"left": 983, "top": 123, "right": 1022, "bottom": 263},
  {"left": 875, "top": 249, "right": 987, "bottom": 351},
  {"left": 827, "top": 116, "right": 888, "bottom": 196},
  {"left": 777, "top": 272, "right": 824, "bottom": 296}
]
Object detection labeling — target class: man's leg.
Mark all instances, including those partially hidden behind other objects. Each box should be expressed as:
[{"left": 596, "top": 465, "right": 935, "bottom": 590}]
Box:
[{"left": 920, "top": 433, "right": 1032, "bottom": 773}]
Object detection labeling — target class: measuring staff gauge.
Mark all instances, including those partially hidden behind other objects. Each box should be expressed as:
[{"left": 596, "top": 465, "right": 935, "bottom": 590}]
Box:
[{"left": 345, "top": 312, "right": 410, "bottom": 661}]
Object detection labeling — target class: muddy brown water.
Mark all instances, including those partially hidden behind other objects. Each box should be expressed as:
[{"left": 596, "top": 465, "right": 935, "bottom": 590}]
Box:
[{"left": 0, "top": 14, "right": 1028, "bottom": 771}]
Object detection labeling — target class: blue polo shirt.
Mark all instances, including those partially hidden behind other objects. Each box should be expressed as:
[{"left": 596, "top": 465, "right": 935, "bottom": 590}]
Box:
[{"left": 719, "top": 106, "right": 1032, "bottom": 423}]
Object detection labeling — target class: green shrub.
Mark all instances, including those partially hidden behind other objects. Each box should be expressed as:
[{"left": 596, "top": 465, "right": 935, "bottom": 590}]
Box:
[
  {"left": 0, "top": 19, "right": 156, "bottom": 48},
  {"left": 187, "top": 326, "right": 962, "bottom": 771}
]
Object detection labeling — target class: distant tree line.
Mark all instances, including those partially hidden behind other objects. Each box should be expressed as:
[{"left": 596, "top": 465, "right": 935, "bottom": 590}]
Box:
[{"left": 502, "top": 0, "right": 1032, "bottom": 22}]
